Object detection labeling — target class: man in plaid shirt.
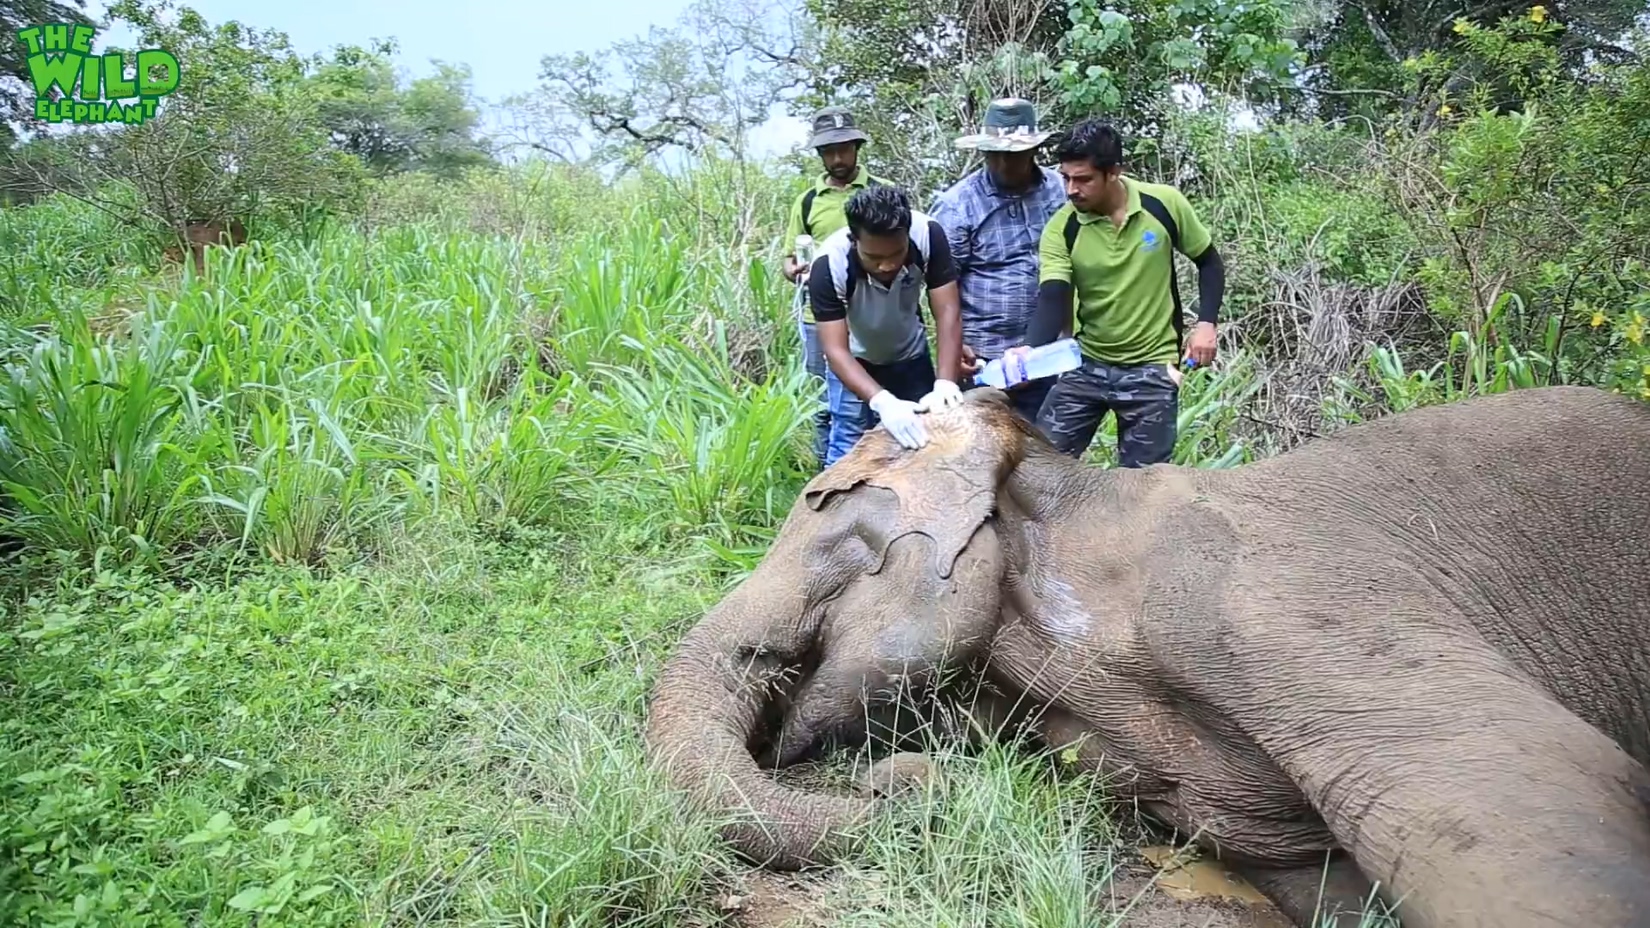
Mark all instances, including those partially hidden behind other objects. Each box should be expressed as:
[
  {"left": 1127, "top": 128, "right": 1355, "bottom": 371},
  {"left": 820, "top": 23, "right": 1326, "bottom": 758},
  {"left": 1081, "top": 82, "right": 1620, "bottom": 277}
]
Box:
[{"left": 929, "top": 97, "right": 1069, "bottom": 423}]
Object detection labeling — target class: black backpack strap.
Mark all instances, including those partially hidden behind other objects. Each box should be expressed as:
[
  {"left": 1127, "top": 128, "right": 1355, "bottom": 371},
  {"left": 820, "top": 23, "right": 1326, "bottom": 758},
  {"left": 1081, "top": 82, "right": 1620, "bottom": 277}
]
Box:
[
  {"left": 1063, "top": 211, "right": 1080, "bottom": 253},
  {"left": 1138, "top": 192, "right": 1180, "bottom": 252},
  {"left": 1138, "top": 192, "right": 1185, "bottom": 347},
  {"left": 840, "top": 232, "right": 924, "bottom": 303},
  {"left": 800, "top": 188, "right": 819, "bottom": 235}
]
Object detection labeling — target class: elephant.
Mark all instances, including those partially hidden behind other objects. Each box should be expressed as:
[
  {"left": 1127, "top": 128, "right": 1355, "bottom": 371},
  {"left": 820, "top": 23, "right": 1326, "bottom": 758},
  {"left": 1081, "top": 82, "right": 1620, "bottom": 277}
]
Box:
[{"left": 642, "top": 384, "right": 1650, "bottom": 928}]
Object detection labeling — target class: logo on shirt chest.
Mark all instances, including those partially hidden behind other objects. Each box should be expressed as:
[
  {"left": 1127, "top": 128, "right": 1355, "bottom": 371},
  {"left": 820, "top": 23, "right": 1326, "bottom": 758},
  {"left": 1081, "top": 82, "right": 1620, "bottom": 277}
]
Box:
[{"left": 1141, "top": 229, "right": 1161, "bottom": 252}]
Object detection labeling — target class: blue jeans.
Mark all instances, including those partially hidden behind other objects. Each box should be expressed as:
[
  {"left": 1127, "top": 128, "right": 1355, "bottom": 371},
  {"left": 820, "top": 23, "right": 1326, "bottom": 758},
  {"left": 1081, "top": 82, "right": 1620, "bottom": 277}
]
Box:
[
  {"left": 823, "top": 350, "right": 935, "bottom": 467},
  {"left": 800, "top": 321, "right": 843, "bottom": 467}
]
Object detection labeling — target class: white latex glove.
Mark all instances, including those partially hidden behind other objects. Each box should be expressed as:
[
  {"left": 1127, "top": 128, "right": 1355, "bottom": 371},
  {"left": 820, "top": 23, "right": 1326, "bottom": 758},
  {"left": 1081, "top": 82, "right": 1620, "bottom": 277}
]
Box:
[
  {"left": 869, "top": 390, "right": 929, "bottom": 450},
  {"left": 917, "top": 378, "right": 962, "bottom": 412}
]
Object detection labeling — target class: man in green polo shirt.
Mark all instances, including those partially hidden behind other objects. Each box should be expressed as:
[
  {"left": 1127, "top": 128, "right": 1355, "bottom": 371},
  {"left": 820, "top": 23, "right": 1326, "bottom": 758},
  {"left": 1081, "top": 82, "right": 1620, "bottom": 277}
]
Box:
[
  {"left": 1011, "top": 118, "right": 1226, "bottom": 467},
  {"left": 782, "top": 106, "right": 891, "bottom": 467}
]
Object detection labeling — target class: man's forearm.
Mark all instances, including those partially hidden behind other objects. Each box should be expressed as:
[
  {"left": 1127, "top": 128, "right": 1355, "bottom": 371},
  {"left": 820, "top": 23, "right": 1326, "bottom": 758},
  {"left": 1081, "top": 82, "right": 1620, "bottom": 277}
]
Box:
[
  {"left": 824, "top": 342, "right": 885, "bottom": 403},
  {"left": 1193, "top": 246, "right": 1225, "bottom": 324},
  {"left": 1024, "top": 280, "right": 1073, "bottom": 348},
  {"left": 931, "top": 294, "right": 963, "bottom": 383}
]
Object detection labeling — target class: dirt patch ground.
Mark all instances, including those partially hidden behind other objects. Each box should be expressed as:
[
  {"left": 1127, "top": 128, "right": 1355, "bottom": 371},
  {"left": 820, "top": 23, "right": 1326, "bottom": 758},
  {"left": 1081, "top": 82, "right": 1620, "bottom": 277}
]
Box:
[
  {"left": 1104, "top": 849, "right": 1294, "bottom": 928},
  {"left": 718, "top": 848, "right": 1293, "bottom": 928},
  {"left": 723, "top": 757, "right": 1298, "bottom": 927}
]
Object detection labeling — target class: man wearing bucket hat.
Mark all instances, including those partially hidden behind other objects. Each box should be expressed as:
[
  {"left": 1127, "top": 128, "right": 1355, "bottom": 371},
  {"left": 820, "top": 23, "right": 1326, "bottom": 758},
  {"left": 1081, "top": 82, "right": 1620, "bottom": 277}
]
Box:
[
  {"left": 782, "top": 106, "right": 893, "bottom": 469},
  {"left": 929, "top": 97, "right": 1068, "bottom": 424}
]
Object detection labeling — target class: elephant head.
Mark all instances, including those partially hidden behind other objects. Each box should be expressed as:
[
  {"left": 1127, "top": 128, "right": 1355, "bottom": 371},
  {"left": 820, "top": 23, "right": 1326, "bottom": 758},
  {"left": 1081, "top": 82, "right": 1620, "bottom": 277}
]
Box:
[{"left": 642, "top": 388, "right": 1042, "bottom": 869}]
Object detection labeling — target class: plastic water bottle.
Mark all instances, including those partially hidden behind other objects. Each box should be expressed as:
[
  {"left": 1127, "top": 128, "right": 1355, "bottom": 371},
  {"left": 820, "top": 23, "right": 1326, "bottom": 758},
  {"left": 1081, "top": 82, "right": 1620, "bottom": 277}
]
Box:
[
  {"left": 973, "top": 338, "right": 1083, "bottom": 388},
  {"left": 792, "top": 235, "right": 815, "bottom": 345}
]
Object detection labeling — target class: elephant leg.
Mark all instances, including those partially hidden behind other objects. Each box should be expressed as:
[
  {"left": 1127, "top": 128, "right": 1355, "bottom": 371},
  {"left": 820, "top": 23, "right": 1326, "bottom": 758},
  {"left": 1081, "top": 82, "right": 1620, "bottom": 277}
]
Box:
[
  {"left": 1236, "top": 854, "right": 1390, "bottom": 928},
  {"left": 1208, "top": 612, "right": 1650, "bottom": 928}
]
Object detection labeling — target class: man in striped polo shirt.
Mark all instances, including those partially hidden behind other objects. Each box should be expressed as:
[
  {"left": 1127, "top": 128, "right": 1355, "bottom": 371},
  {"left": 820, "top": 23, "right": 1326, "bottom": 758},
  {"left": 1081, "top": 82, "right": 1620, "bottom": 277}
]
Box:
[{"left": 929, "top": 97, "right": 1068, "bottom": 423}]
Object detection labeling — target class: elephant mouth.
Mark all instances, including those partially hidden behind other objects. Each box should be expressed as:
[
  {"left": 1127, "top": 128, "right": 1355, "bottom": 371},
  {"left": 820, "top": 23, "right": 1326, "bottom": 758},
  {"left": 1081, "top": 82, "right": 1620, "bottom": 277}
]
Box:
[
  {"left": 748, "top": 692, "right": 813, "bottom": 769},
  {"left": 768, "top": 726, "right": 829, "bottom": 768},
  {"left": 748, "top": 688, "right": 855, "bottom": 771},
  {"left": 753, "top": 675, "right": 953, "bottom": 772}
]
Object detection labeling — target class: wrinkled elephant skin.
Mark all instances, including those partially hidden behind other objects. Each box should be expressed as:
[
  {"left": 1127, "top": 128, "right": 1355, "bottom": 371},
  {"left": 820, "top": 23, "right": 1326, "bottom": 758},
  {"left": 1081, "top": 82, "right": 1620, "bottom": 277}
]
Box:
[{"left": 642, "top": 385, "right": 1650, "bottom": 928}]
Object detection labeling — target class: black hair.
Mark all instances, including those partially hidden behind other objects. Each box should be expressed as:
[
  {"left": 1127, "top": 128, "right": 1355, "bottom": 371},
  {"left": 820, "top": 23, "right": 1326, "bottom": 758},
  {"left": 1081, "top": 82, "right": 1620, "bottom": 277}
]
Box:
[
  {"left": 1053, "top": 119, "right": 1125, "bottom": 170},
  {"left": 844, "top": 184, "right": 912, "bottom": 238}
]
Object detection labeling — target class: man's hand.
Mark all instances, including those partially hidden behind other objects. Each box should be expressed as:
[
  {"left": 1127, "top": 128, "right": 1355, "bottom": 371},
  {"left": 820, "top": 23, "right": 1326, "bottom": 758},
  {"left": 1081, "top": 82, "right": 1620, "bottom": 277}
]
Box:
[
  {"left": 996, "top": 345, "right": 1033, "bottom": 390},
  {"left": 917, "top": 378, "right": 962, "bottom": 412},
  {"left": 961, "top": 344, "right": 982, "bottom": 375},
  {"left": 1184, "top": 321, "right": 1217, "bottom": 367},
  {"left": 869, "top": 391, "right": 929, "bottom": 449}
]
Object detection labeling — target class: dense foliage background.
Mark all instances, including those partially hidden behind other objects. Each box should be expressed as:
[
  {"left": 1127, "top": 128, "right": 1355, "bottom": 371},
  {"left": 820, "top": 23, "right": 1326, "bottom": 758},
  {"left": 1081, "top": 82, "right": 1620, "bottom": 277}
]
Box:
[{"left": 0, "top": 0, "right": 1646, "bottom": 924}]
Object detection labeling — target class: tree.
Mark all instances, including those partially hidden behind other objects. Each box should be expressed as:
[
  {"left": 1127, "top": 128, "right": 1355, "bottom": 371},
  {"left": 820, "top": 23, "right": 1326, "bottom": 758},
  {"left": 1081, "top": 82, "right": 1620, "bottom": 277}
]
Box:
[
  {"left": 795, "top": 0, "right": 1067, "bottom": 193},
  {"left": 521, "top": 0, "right": 808, "bottom": 171},
  {"left": 1286, "top": 0, "right": 1648, "bottom": 122},
  {"left": 307, "top": 40, "right": 496, "bottom": 179},
  {"left": 793, "top": 0, "right": 1300, "bottom": 194}
]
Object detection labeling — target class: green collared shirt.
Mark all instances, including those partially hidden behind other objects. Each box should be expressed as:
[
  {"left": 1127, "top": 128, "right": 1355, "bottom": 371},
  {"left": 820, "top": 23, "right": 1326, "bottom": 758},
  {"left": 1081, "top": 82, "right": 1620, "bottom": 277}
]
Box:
[
  {"left": 1038, "top": 176, "right": 1212, "bottom": 367},
  {"left": 786, "top": 166, "right": 888, "bottom": 322}
]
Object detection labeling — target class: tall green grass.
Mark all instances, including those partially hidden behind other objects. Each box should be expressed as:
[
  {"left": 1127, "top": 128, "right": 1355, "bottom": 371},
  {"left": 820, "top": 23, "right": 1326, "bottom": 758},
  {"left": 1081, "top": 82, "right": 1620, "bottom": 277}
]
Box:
[
  {"left": 0, "top": 210, "right": 805, "bottom": 574},
  {"left": 0, "top": 191, "right": 157, "bottom": 323}
]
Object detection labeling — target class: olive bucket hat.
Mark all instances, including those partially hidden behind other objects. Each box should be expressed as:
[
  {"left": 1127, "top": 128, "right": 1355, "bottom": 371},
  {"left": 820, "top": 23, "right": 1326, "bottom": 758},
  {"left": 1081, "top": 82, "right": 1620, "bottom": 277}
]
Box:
[
  {"left": 806, "top": 106, "right": 870, "bottom": 149},
  {"left": 953, "top": 97, "right": 1053, "bottom": 152}
]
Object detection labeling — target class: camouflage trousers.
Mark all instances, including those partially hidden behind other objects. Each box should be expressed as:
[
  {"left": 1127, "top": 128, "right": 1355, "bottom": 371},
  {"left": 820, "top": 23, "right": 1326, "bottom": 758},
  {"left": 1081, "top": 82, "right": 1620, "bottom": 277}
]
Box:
[{"left": 1034, "top": 356, "right": 1180, "bottom": 467}]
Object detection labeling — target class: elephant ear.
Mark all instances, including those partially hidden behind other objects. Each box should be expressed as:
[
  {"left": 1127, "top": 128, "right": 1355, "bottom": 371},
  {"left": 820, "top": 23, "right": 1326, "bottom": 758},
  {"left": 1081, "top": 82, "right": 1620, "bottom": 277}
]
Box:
[{"left": 802, "top": 389, "right": 1027, "bottom": 579}]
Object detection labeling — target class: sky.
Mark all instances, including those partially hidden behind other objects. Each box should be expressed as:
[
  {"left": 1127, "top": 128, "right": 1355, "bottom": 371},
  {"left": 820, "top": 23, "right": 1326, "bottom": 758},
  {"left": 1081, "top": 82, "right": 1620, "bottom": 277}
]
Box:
[{"left": 80, "top": 0, "right": 809, "bottom": 157}]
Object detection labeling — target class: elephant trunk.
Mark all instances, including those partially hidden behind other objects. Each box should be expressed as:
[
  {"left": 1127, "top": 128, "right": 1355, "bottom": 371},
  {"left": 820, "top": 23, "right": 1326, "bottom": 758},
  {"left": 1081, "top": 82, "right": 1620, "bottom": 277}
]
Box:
[{"left": 643, "top": 596, "right": 875, "bottom": 870}]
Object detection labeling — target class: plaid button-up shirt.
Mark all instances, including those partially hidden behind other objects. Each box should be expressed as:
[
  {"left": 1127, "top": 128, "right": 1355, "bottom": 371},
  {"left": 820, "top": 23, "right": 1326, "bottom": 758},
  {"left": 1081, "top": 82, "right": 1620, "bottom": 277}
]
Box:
[{"left": 929, "top": 164, "right": 1068, "bottom": 360}]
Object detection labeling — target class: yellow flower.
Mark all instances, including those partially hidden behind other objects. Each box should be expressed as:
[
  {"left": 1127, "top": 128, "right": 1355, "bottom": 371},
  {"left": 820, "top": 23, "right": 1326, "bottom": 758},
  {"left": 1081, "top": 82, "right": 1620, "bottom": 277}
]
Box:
[
  {"left": 1437, "top": 104, "right": 1453, "bottom": 117},
  {"left": 1590, "top": 310, "right": 1607, "bottom": 328},
  {"left": 1453, "top": 17, "right": 1471, "bottom": 34},
  {"left": 1529, "top": 5, "right": 1547, "bottom": 23}
]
